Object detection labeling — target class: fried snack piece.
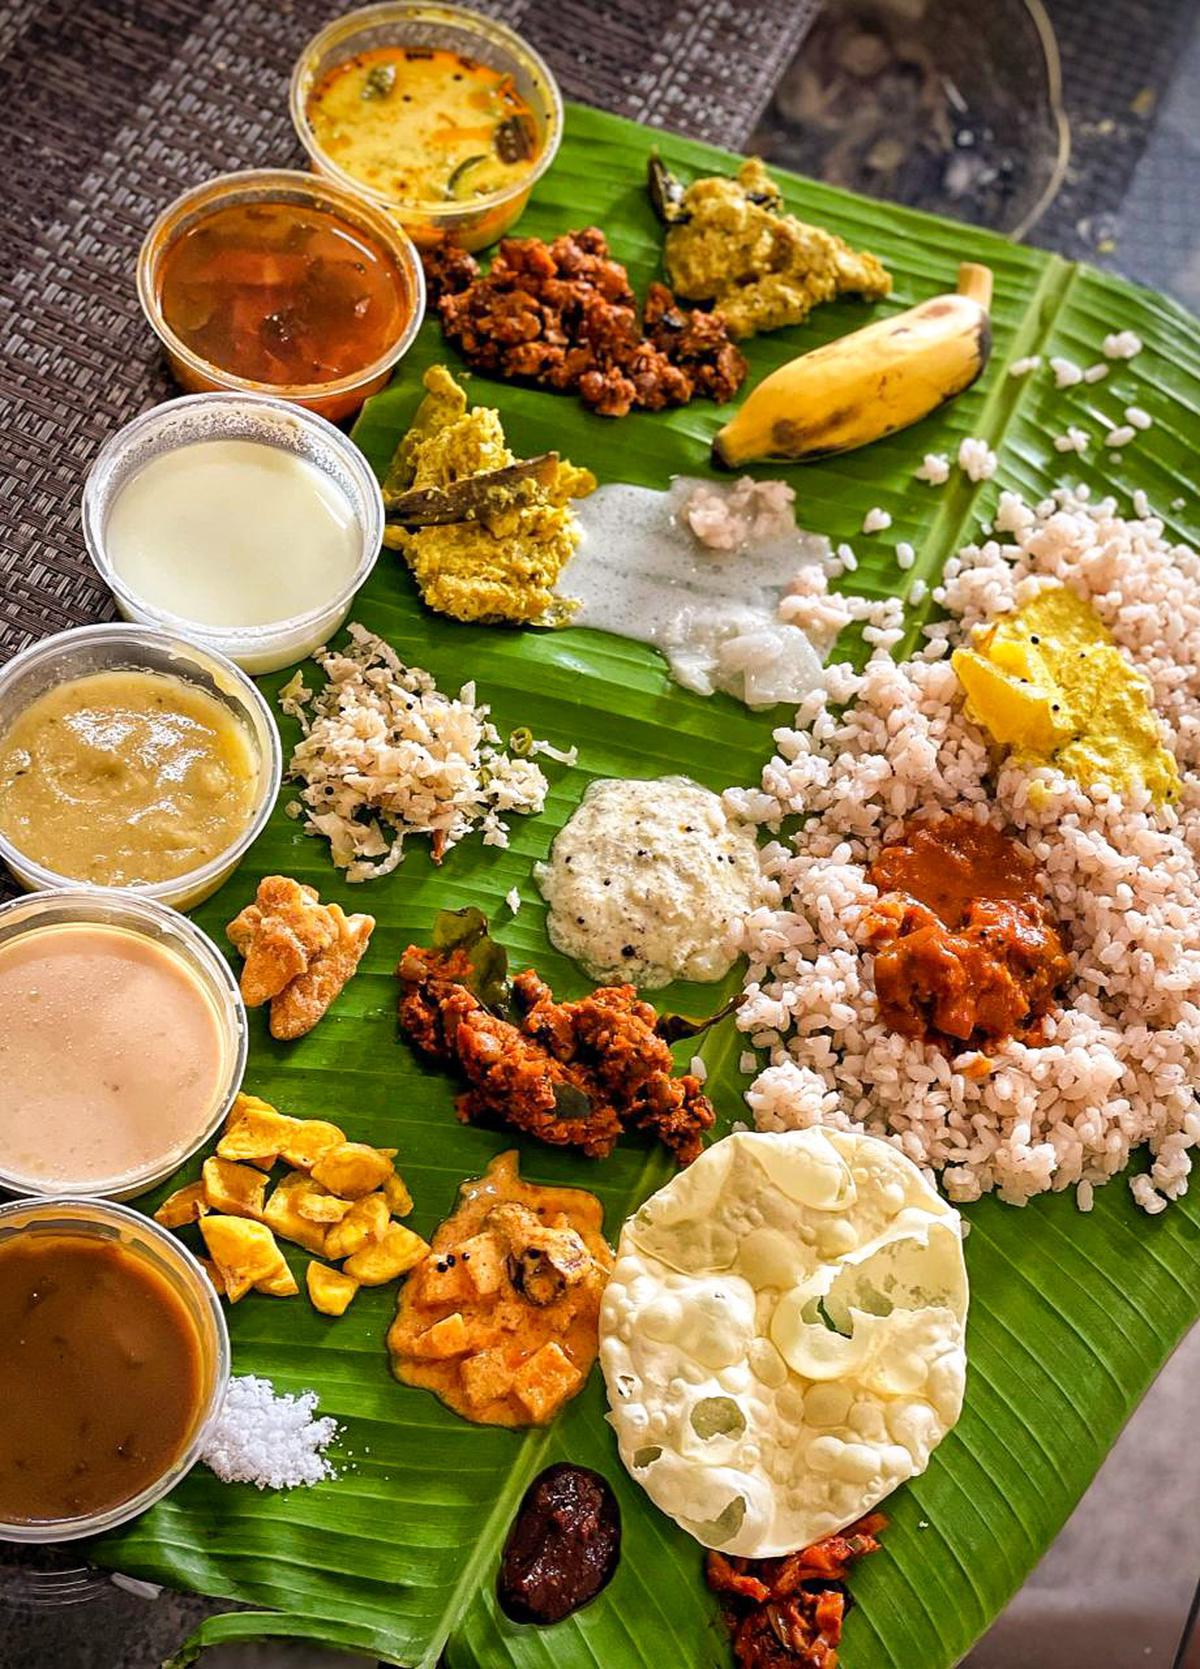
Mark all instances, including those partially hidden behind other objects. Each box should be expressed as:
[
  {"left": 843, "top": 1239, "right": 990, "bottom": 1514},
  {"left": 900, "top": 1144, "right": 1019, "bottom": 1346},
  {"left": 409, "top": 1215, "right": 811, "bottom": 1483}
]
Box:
[
  {"left": 154, "top": 1180, "right": 210, "bottom": 1229},
  {"left": 310, "top": 1142, "right": 396, "bottom": 1200},
  {"left": 396, "top": 948, "right": 715, "bottom": 1164},
  {"left": 433, "top": 227, "right": 746, "bottom": 419},
  {"left": 227, "top": 876, "right": 337, "bottom": 1005},
  {"left": 343, "top": 1223, "right": 429, "bottom": 1286},
  {"left": 383, "top": 1173, "right": 414, "bottom": 1216},
  {"left": 324, "top": 1192, "right": 391, "bottom": 1261},
  {"left": 269, "top": 904, "right": 375, "bottom": 1041},
  {"left": 217, "top": 1093, "right": 346, "bottom": 1172},
  {"left": 294, "top": 1184, "right": 355, "bottom": 1224},
  {"left": 200, "top": 1216, "right": 291, "bottom": 1304},
  {"left": 262, "top": 1174, "right": 330, "bottom": 1257},
  {"left": 201, "top": 1156, "right": 268, "bottom": 1220},
  {"left": 227, "top": 878, "right": 375, "bottom": 1040},
  {"left": 256, "top": 1262, "right": 300, "bottom": 1299},
  {"left": 306, "top": 1261, "right": 360, "bottom": 1317}
]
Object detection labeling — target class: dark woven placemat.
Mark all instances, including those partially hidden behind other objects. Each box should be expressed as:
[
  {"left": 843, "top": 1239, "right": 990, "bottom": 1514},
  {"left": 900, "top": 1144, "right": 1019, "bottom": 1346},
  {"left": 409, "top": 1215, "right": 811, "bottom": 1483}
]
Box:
[{"left": 0, "top": 0, "right": 818, "bottom": 664}]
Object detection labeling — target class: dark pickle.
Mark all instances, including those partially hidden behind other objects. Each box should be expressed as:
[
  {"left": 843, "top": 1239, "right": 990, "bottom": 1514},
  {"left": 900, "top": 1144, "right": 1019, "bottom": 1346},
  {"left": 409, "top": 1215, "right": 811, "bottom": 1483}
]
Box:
[{"left": 497, "top": 1463, "right": 621, "bottom": 1625}]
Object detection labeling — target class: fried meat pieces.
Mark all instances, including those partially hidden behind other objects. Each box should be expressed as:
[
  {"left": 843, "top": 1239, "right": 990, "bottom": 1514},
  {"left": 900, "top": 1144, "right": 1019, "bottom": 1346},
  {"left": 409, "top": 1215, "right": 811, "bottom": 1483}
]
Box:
[
  {"left": 424, "top": 227, "right": 746, "bottom": 418},
  {"left": 396, "top": 947, "right": 715, "bottom": 1164}
]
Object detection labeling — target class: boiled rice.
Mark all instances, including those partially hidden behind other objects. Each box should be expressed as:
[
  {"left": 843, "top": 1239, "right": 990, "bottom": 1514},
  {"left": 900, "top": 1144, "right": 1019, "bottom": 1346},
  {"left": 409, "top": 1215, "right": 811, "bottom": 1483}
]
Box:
[{"left": 727, "top": 488, "right": 1200, "bottom": 1212}]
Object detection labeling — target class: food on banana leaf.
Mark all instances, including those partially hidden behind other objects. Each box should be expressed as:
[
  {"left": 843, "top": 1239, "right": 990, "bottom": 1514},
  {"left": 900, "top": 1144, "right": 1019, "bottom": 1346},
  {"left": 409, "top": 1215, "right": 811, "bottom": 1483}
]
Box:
[
  {"left": 306, "top": 1261, "right": 360, "bottom": 1317},
  {"left": 387, "top": 1150, "right": 612, "bottom": 1428},
  {"left": 737, "top": 486, "right": 1200, "bottom": 1217},
  {"left": 214, "top": 1093, "right": 344, "bottom": 1171},
  {"left": 498, "top": 1464, "right": 622, "bottom": 1624},
  {"left": 382, "top": 364, "right": 595, "bottom": 626},
  {"left": 952, "top": 583, "right": 1181, "bottom": 806},
  {"left": 200, "top": 1215, "right": 294, "bottom": 1304},
  {"left": 279, "top": 624, "right": 564, "bottom": 880},
  {"left": 649, "top": 154, "right": 891, "bottom": 340},
  {"left": 156, "top": 1092, "right": 427, "bottom": 1315},
  {"left": 395, "top": 911, "right": 724, "bottom": 1165},
  {"left": 325, "top": 1192, "right": 392, "bottom": 1261},
  {"left": 705, "top": 1514, "right": 886, "bottom": 1669},
  {"left": 201, "top": 1155, "right": 269, "bottom": 1220},
  {"left": 862, "top": 815, "right": 1071, "bottom": 1051},
  {"left": 425, "top": 227, "right": 746, "bottom": 417},
  {"left": 534, "top": 776, "right": 761, "bottom": 988},
  {"left": 343, "top": 1222, "right": 429, "bottom": 1286},
  {"left": 712, "top": 261, "right": 993, "bottom": 467},
  {"left": 568, "top": 476, "right": 864, "bottom": 709},
  {"left": 600, "top": 1129, "right": 968, "bottom": 1557},
  {"left": 678, "top": 475, "right": 798, "bottom": 550},
  {"left": 227, "top": 875, "right": 374, "bottom": 1040}
]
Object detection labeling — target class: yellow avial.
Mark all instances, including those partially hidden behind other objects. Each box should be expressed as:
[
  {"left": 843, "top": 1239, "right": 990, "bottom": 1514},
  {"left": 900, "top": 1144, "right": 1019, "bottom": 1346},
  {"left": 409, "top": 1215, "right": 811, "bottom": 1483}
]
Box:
[{"left": 952, "top": 584, "right": 1180, "bottom": 805}]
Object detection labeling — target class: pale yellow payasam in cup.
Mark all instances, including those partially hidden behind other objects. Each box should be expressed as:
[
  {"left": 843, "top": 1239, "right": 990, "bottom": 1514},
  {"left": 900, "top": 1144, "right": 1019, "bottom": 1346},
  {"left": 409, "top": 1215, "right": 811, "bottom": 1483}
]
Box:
[
  {"left": 0, "top": 623, "right": 280, "bottom": 908},
  {"left": 0, "top": 889, "right": 246, "bottom": 1201},
  {"left": 290, "top": 3, "right": 563, "bottom": 253}
]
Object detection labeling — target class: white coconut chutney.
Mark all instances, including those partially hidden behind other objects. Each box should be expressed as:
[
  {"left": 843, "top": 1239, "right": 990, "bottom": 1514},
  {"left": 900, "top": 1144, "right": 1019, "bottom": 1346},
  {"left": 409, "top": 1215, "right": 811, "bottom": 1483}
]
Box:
[{"left": 534, "top": 776, "right": 760, "bottom": 988}]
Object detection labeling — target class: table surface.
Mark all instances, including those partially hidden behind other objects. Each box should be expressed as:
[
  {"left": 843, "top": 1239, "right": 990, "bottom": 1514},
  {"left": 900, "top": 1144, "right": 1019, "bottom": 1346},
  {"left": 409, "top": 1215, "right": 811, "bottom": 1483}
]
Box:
[{"left": 1, "top": 2, "right": 1197, "bottom": 1665}]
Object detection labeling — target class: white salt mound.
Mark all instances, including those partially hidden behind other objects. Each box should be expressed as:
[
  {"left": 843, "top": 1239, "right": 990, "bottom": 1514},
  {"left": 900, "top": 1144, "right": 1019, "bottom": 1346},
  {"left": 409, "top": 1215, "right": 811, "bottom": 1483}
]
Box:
[
  {"left": 202, "top": 1375, "right": 339, "bottom": 1490},
  {"left": 729, "top": 488, "right": 1200, "bottom": 1214}
]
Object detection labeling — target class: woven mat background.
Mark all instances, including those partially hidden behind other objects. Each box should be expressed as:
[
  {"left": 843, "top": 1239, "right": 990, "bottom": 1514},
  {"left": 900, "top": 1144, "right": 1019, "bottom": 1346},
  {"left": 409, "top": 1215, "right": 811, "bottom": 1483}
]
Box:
[{"left": 0, "top": 0, "right": 817, "bottom": 664}]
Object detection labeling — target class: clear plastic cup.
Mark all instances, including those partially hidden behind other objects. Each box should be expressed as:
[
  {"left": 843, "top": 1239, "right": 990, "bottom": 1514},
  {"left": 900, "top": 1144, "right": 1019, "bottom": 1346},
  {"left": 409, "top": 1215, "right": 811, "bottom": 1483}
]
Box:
[
  {"left": 0, "top": 622, "right": 281, "bottom": 906},
  {"left": 290, "top": 3, "right": 563, "bottom": 252},
  {"left": 137, "top": 167, "right": 426, "bottom": 423},
  {"left": 0, "top": 888, "right": 247, "bottom": 1200},
  {"left": 82, "top": 394, "right": 384, "bottom": 676},
  {"left": 0, "top": 1196, "right": 230, "bottom": 1543}
]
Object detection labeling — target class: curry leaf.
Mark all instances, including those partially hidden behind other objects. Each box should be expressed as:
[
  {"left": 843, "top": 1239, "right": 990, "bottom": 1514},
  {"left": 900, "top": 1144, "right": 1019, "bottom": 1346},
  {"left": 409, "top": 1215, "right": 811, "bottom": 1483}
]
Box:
[
  {"left": 656, "top": 991, "right": 745, "bottom": 1045},
  {"left": 429, "top": 907, "right": 510, "bottom": 1011}
]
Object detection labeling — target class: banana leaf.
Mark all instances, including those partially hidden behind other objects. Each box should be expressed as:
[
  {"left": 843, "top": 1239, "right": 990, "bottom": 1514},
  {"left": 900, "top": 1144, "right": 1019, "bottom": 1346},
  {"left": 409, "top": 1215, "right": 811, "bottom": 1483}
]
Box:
[{"left": 94, "top": 102, "right": 1200, "bottom": 1669}]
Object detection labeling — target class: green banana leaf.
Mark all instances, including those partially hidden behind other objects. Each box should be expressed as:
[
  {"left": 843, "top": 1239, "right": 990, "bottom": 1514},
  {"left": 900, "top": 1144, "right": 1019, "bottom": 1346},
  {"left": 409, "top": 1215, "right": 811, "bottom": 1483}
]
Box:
[{"left": 94, "top": 102, "right": 1200, "bottom": 1669}]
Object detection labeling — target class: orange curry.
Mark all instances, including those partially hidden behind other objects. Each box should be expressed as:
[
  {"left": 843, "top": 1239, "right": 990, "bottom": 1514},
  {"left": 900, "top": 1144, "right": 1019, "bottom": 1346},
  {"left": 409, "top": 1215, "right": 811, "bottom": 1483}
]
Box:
[
  {"left": 387, "top": 1151, "right": 612, "bottom": 1428},
  {"left": 863, "top": 815, "right": 1069, "bottom": 1051}
]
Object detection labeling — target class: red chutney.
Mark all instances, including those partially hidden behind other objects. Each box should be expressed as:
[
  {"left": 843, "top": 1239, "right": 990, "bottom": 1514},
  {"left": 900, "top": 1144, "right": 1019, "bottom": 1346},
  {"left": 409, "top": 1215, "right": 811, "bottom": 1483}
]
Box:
[
  {"left": 863, "top": 816, "right": 1070, "bottom": 1051},
  {"left": 157, "top": 199, "right": 411, "bottom": 388}
]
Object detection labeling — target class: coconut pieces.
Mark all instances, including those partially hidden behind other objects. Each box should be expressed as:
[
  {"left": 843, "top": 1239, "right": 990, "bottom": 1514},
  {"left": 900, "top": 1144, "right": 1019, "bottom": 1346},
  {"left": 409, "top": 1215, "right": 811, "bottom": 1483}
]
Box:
[
  {"left": 227, "top": 875, "right": 374, "bottom": 1039},
  {"left": 278, "top": 626, "right": 558, "bottom": 882},
  {"left": 154, "top": 1092, "right": 428, "bottom": 1315}
]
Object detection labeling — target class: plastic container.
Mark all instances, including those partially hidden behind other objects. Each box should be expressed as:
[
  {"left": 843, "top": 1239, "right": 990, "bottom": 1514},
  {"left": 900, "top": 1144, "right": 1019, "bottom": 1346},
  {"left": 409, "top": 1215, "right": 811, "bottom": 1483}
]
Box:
[
  {"left": 137, "top": 167, "right": 426, "bottom": 423},
  {"left": 82, "top": 394, "right": 384, "bottom": 675},
  {"left": 0, "top": 1196, "right": 230, "bottom": 1543},
  {"left": 0, "top": 623, "right": 280, "bottom": 908},
  {"left": 0, "top": 889, "right": 247, "bottom": 1200},
  {"left": 290, "top": 2, "right": 563, "bottom": 252}
]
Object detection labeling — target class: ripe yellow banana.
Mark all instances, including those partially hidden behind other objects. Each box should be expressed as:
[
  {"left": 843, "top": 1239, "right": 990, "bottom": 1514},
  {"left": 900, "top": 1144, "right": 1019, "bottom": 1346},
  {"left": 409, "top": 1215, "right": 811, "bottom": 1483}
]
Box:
[{"left": 711, "top": 262, "right": 993, "bottom": 468}]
